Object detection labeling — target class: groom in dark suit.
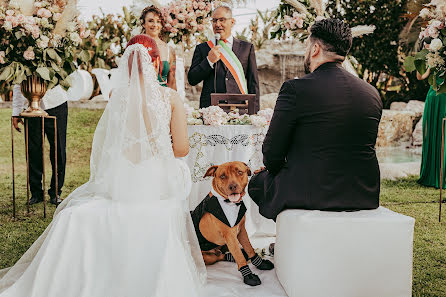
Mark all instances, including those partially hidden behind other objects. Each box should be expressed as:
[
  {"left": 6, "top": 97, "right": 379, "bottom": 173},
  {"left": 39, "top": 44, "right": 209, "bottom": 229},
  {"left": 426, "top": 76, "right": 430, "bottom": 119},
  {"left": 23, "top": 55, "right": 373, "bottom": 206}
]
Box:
[
  {"left": 248, "top": 19, "right": 383, "bottom": 220},
  {"left": 187, "top": 6, "right": 260, "bottom": 112}
]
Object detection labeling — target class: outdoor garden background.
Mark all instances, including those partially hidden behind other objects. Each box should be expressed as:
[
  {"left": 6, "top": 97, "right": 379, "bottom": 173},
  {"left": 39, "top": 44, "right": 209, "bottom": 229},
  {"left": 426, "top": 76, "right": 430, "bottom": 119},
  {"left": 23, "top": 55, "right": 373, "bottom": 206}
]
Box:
[{"left": 0, "top": 0, "right": 445, "bottom": 296}]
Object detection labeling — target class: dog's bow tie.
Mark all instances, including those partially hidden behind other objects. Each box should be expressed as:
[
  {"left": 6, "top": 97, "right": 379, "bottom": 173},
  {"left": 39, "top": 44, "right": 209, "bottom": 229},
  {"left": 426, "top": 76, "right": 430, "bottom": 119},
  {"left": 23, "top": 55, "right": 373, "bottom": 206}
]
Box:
[{"left": 223, "top": 199, "right": 242, "bottom": 206}]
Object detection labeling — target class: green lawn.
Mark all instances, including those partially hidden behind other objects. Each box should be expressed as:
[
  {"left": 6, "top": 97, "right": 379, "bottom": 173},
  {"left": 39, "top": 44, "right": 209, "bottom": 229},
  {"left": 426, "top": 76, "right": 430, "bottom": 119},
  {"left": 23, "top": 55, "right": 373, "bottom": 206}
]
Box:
[{"left": 0, "top": 108, "right": 445, "bottom": 296}]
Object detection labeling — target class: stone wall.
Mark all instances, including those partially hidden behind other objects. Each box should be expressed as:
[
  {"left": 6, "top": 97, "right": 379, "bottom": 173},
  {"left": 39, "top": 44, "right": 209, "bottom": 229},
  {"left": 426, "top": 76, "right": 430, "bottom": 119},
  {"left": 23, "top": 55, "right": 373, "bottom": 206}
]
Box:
[{"left": 377, "top": 100, "right": 425, "bottom": 148}]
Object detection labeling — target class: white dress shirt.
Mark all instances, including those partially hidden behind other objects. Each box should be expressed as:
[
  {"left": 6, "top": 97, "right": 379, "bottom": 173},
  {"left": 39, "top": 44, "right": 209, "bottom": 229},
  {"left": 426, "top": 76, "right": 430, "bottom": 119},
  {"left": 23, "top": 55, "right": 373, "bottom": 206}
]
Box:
[
  {"left": 210, "top": 187, "right": 241, "bottom": 227},
  {"left": 12, "top": 84, "right": 68, "bottom": 116},
  {"left": 207, "top": 35, "right": 234, "bottom": 69}
]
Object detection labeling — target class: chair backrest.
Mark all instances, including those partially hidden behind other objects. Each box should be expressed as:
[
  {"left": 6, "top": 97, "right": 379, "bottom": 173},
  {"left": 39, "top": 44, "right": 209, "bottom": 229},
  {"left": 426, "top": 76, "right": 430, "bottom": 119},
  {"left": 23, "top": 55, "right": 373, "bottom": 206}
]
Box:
[{"left": 211, "top": 93, "right": 256, "bottom": 115}]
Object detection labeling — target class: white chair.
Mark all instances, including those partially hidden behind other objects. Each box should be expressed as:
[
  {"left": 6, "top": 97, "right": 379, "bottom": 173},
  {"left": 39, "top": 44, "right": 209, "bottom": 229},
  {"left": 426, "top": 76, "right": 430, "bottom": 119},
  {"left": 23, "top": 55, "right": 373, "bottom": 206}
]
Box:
[{"left": 275, "top": 207, "right": 415, "bottom": 297}]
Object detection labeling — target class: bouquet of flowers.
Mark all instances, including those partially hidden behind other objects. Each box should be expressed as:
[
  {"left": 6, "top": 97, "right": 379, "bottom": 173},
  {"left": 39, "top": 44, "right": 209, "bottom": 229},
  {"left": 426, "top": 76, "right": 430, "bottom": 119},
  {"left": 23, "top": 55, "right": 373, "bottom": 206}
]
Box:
[
  {"left": 404, "top": 0, "right": 446, "bottom": 94},
  {"left": 186, "top": 104, "right": 274, "bottom": 127},
  {"left": 0, "top": 0, "right": 88, "bottom": 89},
  {"left": 160, "top": 0, "right": 213, "bottom": 45},
  {"left": 270, "top": 0, "right": 324, "bottom": 41}
]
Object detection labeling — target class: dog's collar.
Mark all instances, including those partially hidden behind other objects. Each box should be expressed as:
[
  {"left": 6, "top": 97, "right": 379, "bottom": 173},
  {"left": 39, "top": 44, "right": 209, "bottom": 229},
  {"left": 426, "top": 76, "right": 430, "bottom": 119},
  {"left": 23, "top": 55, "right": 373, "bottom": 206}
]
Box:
[{"left": 210, "top": 189, "right": 242, "bottom": 206}]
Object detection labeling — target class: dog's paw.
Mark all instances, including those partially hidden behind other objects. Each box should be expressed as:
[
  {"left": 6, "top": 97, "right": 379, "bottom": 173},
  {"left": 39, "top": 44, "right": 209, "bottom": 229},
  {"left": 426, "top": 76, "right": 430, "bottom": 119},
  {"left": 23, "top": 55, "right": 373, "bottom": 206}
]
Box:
[
  {"left": 243, "top": 273, "right": 261, "bottom": 286},
  {"left": 256, "top": 259, "right": 274, "bottom": 270}
]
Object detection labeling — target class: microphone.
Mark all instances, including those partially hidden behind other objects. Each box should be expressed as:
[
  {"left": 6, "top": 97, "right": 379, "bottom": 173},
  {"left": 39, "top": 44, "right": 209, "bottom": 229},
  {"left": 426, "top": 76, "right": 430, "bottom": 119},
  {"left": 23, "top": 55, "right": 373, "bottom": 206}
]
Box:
[{"left": 213, "top": 33, "right": 221, "bottom": 99}]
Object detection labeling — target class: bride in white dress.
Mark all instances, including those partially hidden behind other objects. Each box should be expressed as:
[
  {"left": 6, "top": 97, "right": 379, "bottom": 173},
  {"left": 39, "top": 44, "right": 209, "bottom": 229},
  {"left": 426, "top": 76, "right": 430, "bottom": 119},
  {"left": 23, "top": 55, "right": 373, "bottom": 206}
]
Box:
[{"left": 0, "top": 35, "right": 206, "bottom": 297}]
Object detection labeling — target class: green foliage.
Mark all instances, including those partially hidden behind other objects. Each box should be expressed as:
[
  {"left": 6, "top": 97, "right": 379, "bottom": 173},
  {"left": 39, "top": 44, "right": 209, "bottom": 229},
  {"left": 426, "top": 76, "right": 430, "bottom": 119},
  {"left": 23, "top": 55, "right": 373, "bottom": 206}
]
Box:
[
  {"left": 240, "top": 9, "right": 278, "bottom": 50},
  {"left": 76, "top": 8, "right": 138, "bottom": 71},
  {"left": 326, "top": 0, "right": 420, "bottom": 103}
]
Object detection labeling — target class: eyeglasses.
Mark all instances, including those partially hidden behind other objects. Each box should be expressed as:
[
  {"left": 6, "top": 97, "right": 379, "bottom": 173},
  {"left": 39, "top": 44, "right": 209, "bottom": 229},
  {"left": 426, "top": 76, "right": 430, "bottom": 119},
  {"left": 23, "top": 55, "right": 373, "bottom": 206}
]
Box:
[{"left": 211, "top": 17, "right": 231, "bottom": 24}]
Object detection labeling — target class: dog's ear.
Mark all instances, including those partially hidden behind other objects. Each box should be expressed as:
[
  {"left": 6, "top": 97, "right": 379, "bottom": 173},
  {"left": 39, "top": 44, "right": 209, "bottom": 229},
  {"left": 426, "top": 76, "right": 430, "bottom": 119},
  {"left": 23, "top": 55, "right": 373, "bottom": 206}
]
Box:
[
  {"left": 203, "top": 165, "right": 218, "bottom": 178},
  {"left": 243, "top": 163, "right": 252, "bottom": 176}
]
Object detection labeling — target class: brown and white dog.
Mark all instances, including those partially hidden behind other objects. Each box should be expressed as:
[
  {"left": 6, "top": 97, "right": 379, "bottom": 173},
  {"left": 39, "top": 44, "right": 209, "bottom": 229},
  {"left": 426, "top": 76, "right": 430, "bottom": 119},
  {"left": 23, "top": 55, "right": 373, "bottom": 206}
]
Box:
[{"left": 190, "top": 161, "right": 274, "bottom": 286}]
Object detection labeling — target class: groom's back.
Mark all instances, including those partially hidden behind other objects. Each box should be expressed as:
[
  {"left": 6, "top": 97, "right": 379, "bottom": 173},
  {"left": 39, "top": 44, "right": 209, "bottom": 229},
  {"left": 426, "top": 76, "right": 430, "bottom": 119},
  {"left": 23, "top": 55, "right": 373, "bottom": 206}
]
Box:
[{"left": 269, "top": 62, "right": 382, "bottom": 212}]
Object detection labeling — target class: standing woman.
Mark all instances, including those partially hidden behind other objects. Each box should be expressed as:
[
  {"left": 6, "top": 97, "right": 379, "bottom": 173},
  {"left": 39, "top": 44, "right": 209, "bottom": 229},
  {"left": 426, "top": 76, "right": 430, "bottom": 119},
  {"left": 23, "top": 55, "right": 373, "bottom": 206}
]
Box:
[
  {"left": 417, "top": 38, "right": 446, "bottom": 189},
  {"left": 140, "top": 5, "right": 177, "bottom": 90}
]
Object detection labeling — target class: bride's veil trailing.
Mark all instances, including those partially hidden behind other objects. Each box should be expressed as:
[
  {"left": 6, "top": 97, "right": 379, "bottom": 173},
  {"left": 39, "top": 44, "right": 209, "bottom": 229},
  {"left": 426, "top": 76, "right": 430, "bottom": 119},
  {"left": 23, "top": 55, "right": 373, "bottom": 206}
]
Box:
[{"left": 0, "top": 44, "right": 206, "bottom": 292}]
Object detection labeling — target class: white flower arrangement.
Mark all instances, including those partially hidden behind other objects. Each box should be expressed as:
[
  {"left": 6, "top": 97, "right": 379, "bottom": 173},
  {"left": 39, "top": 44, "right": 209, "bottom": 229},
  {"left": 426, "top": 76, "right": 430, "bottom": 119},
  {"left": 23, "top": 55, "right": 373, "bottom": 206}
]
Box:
[{"left": 186, "top": 105, "right": 274, "bottom": 127}]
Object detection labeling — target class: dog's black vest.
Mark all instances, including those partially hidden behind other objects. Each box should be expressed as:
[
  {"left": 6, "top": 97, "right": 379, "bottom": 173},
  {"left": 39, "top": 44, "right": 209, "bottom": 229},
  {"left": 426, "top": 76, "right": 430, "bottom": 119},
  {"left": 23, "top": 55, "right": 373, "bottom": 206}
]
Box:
[{"left": 190, "top": 194, "right": 247, "bottom": 251}]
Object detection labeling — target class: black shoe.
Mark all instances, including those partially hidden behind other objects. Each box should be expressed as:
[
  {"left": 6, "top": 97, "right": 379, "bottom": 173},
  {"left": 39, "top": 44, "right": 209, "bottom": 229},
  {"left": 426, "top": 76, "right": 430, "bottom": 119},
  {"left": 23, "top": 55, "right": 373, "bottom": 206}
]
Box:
[
  {"left": 29, "top": 196, "right": 43, "bottom": 205},
  {"left": 50, "top": 196, "right": 62, "bottom": 205},
  {"left": 256, "top": 259, "right": 274, "bottom": 270},
  {"left": 243, "top": 273, "right": 261, "bottom": 286}
]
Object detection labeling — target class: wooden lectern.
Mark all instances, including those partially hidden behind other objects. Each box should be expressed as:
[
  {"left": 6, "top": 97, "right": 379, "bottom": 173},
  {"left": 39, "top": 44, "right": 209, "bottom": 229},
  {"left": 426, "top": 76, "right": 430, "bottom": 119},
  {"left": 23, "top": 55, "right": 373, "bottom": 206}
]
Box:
[{"left": 211, "top": 93, "right": 256, "bottom": 115}]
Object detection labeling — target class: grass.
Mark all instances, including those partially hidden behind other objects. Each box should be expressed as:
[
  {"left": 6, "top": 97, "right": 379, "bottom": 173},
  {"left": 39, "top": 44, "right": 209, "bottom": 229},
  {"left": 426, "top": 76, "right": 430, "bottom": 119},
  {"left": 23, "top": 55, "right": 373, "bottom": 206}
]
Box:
[{"left": 0, "top": 108, "right": 445, "bottom": 296}]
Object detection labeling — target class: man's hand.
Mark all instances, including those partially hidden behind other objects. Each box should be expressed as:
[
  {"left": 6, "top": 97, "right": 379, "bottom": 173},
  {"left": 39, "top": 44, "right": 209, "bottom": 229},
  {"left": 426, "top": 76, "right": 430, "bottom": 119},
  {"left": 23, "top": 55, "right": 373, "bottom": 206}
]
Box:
[
  {"left": 12, "top": 117, "right": 23, "bottom": 132},
  {"left": 208, "top": 45, "right": 222, "bottom": 64},
  {"left": 254, "top": 167, "right": 266, "bottom": 175}
]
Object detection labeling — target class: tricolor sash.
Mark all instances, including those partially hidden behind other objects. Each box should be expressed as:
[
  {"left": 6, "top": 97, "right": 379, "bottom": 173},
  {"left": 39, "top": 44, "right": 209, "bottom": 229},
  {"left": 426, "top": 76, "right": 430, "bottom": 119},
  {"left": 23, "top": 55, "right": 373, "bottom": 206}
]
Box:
[{"left": 207, "top": 39, "right": 248, "bottom": 95}]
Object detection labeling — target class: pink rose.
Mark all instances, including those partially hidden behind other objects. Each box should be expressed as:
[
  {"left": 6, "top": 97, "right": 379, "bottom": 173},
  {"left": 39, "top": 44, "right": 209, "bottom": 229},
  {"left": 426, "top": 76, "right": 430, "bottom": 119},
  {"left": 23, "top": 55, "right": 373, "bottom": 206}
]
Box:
[
  {"left": 5, "top": 16, "right": 14, "bottom": 22},
  {"left": 53, "top": 13, "right": 62, "bottom": 21},
  {"left": 0, "top": 51, "right": 5, "bottom": 64},
  {"left": 197, "top": 24, "right": 204, "bottom": 31},
  {"left": 428, "top": 26, "right": 439, "bottom": 38},
  {"left": 165, "top": 23, "right": 173, "bottom": 31},
  {"left": 431, "top": 20, "right": 442, "bottom": 29},
  {"left": 37, "top": 8, "right": 52, "bottom": 18},
  {"left": 177, "top": 13, "right": 185, "bottom": 21},
  {"left": 172, "top": 19, "right": 179, "bottom": 26},
  {"left": 31, "top": 26, "right": 40, "bottom": 39},
  {"left": 198, "top": 1, "right": 206, "bottom": 10},
  {"left": 16, "top": 14, "right": 25, "bottom": 24},
  {"left": 23, "top": 47, "right": 35, "bottom": 60},
  {"left": 296, "top": 18, "right": 304, "bottom": 28},
  {"left": 80, "top": 29, "right": 90, "bottom": 39}
]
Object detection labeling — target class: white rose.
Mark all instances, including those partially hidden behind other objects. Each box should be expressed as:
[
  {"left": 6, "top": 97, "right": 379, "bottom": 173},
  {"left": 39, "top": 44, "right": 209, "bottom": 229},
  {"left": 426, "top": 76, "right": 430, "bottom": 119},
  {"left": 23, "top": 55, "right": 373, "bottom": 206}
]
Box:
[
  {"left": 37, "top": 35, "right": 49, "bottom": 48},
  {"left": 70, "top": 32, "right": 82, "bottom": 45},
  {"left": 419, "top": 8, "right": 430, "bottom": 18},
  {"left": 67, "top": 22, "right": 76, "bottom": 32},
  {"left": 430, "top": 38, "right": 443, "bottom": 51},
  {"left": 40, "top": 17, "right": 50, "bottom": 28},
  {"left": 3, "top": 21, "right": 13, "bottom": 31}
]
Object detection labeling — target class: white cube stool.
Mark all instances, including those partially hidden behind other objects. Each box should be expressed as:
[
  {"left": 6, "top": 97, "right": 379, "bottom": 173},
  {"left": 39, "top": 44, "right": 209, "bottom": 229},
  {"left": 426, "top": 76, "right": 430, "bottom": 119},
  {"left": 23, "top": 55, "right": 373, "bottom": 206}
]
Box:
[{"left": 275, "top": 207, "right": 415, "bottom": 297}]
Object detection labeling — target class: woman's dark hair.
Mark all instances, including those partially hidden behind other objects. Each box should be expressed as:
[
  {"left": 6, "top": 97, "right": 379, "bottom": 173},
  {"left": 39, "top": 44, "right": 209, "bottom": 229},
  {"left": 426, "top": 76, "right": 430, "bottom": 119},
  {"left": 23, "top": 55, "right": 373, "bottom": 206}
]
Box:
[
  {"left": 309, "top": 18, "right": 352, "bottom": 57},
  {"left": 140, "top": 5, "right": 164, "bottom": 33}
]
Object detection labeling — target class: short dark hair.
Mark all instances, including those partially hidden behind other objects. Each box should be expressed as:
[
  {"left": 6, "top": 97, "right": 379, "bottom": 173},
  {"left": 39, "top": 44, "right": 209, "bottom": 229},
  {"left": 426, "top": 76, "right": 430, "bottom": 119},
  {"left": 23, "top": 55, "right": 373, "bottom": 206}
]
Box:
[{"left": 309, "top": 18, "right": 352, "bottom": 57}]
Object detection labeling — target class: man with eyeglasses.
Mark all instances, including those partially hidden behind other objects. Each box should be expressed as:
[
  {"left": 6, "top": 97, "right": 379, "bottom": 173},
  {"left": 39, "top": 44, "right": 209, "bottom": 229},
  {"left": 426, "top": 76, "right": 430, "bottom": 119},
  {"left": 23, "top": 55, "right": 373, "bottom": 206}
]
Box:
[{"left": 187, "top": 6, "right": 260, "bottom": 112}]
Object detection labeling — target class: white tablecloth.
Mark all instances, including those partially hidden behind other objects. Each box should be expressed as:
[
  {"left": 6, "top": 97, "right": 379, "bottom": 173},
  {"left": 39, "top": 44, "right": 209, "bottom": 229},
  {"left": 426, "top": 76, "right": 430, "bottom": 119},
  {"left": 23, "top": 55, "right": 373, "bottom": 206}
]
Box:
[{"left": 184, "top": 125, "right": 276, "bottom": 236}]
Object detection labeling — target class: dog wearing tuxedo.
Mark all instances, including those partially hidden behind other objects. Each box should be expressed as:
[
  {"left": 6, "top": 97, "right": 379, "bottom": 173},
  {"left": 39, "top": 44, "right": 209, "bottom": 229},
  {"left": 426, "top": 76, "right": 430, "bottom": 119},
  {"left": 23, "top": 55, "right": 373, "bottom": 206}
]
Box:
[{"left": 190, "top": 162, "right": 274, "bottom": 286}]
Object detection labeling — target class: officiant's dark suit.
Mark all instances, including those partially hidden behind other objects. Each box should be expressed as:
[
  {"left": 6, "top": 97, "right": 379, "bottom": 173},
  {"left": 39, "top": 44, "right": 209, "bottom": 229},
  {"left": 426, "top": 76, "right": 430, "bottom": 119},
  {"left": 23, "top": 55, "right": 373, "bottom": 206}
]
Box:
[
  {"left": 187, "top": 6, "right": 260, "bottom": 112},
  {"left": 248, "top": 19, "right": 383, "bottom": 220}
]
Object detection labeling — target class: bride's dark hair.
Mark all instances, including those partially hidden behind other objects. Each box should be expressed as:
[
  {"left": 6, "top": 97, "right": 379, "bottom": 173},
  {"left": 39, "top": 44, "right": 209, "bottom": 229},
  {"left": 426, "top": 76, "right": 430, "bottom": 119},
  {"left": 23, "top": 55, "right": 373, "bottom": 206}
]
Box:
[
  {"left": 127, "top": 34, "right": 163, "bottom": 77},
  {"left": 140, "top": 5, "right": 164, "bottom": 34}
]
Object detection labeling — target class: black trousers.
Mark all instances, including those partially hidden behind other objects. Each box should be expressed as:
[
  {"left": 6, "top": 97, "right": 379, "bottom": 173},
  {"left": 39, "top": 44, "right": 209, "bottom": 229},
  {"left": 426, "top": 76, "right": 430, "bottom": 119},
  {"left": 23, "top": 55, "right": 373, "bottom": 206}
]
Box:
[{"left": 26, "top": 102, "right": 68, "bottom": 199}]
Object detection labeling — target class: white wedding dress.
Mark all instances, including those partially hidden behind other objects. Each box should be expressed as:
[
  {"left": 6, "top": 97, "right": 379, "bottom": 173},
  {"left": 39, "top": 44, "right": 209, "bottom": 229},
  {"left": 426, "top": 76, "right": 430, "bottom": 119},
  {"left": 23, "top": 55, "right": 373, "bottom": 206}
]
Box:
[{"left": 0, "top": 44, "right": 207, "bottom": 297}]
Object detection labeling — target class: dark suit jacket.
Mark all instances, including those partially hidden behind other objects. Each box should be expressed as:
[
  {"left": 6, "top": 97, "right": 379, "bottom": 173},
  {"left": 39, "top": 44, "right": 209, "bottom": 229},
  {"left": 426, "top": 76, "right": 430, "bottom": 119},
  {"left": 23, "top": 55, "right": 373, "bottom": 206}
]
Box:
[
  {"left": 187, "top": 38, "right": 260, "bottom": 112},
  {"left": 248, "top": 62, "right": 383, "bottom": 220}
]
